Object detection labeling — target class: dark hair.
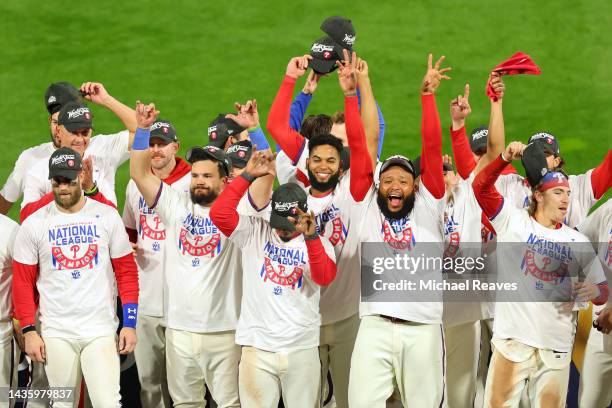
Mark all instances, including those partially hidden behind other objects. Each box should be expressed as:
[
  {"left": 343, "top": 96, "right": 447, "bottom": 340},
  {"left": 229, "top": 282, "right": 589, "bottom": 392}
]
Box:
[
  {"left": 301, "top": 114, "right": 332, "bottom": 140},
  {"left": 308, "top": 133, "right": 343, "bottom": 157},
  {"left": 331, "top": 111, "right": 345, "bottom": 124},
  {"left": 526, "top": 168, "right": 569, "bottom": 216}
]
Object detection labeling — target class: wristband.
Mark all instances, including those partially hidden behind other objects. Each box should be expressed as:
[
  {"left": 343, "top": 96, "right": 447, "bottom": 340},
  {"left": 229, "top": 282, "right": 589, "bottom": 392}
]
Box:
[
  {"left": 304, "top": 232, "right": 319, "bottom": 241},
  {"left": 240, "top": 172, "right": 256, "bottom": 183},
  {"left": 122, "top": 303, "right": 138, "bottom": 328},
  {"left": 247, "top": 126, "right": 270, "bottom": 150},
  {"left": 132, "top": 128, "right": 151, "bottom": 151},
  {"left": 84, "top": 183, "right": 98, "bottom": 196},
  {"left": 22, "top": 325, "right": 37, "bottom": 334}
]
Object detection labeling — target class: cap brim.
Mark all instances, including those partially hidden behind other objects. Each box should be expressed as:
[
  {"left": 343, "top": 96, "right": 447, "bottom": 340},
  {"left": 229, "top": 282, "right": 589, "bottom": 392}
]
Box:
[
  {"left": 269, "top": 212, "right": 296, "bottom": 231},
  {"left": 470, "top": 140, "right": 488, "bottom": 154},
  {"left": 64, "top": 122, "right": 93, "bottom": 133},
  {"left": 48, "top": 169, "right": 80, "bottom": 180},
  {"left": 380, "top": 158, "right": 415, "bottom": 176},
  {"left": 207, "top": 138, "right": 227, "bottom": 149},
  {"left": 309, "top": 58, "right": 338, "bottom": 75},
  {"left": 150, "top": 135, "right": 176, "bottom": 144}
]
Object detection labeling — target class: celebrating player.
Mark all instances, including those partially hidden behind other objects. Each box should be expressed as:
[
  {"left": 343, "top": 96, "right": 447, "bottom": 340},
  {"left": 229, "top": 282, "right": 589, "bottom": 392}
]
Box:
[
  {"left": 11, "top": 148, "right": 139, "bottom": 408},
  {"left": 122, "top": 119, "right": 191, "bottom": 408},
  {"left": 347, "top": 54, "right": 449, "bottom": 407},
  {"left": 473, "top": 141, "right": 609, "bottom": 407}
]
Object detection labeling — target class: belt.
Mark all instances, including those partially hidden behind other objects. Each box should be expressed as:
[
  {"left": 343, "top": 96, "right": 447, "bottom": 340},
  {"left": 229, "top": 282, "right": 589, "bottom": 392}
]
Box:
[{"left": 378, "top": 314, "right": 411, "bottom": 324}]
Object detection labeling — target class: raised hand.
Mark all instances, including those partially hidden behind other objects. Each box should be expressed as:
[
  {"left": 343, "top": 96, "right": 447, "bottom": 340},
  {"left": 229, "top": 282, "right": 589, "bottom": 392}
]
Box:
[
  {"left": 302, "top": 70, "right": 321, "bottom": 95},
  {"left": 286, "top": 55, "right": 312, "bottom": 79},
  {"left": 356, "top": 58, "right": 369, "bottom": 83},
  {"left": 337, "top": 49, "right": 358, "bottom": 96},
  {"left": 450, "top": 84, "right": 471, "bottom": 126},
  {"left": 422, "top": 54, "right": 452, "bottom": 94},
  {"left": 80, "top": 82, "right": 111, "bottom": 105},
  {"left": 135, "top": 100, "right": 159, "bottom": 129},
  {"left": 503, "top": 141, "right": 526, "bottom": 161},
  {"left": 287, "top": 208, "right": 316, "bottom": 236},
  {"left": 81, "top": 157, "right": 95, "bottom": 192},
  {"left": 227, "top": 99, "right": 259, "bottom": 129},
  {"left": 488, "top": 73, "right": 506, "bottom": 100},
  {"left": 244, "top": 149, "right": 275, "bottom": 178}
]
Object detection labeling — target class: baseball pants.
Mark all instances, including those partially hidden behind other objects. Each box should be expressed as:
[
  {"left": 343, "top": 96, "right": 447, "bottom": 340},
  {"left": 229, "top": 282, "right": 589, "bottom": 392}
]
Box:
[
  {"left": 483, "top": 341, "right": 570, "bottom": 408},
  {"left": 166, "top": 328, "right": 240, "bottom": 408},
  {"left": 578, "top": 338, "right": 612, "bottom": 408},
  {"left": 238, "top": 346, "right": 320, "bottom": 408},
  {"left": 43, "top": 335, "right": 121, "bottom": 408},
  {"left": 444, "top": 321, "right": 480, "bottom": 408},
  {"left": 319, "top": 313, "right": 360, "bottom": 408},
  {"left": 474, "top": 318, "right": 494, "bottom": 408},
  {"left": 135, "top": 314, "right": 171, "bottom": 408},
  {"left": 348, "top": 315, "right": 446, "bottom": 408}
]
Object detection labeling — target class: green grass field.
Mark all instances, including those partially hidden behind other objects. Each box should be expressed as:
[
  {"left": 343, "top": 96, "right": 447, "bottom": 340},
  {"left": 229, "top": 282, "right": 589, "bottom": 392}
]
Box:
[{"left": 1, "top": 0, "right": 611, "bottom": 221}]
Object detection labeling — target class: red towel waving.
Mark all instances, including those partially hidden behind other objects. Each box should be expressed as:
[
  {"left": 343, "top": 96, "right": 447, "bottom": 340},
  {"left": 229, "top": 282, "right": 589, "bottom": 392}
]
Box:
[{"left": 486, "top": 52, "right": 541, "bottom": 101}]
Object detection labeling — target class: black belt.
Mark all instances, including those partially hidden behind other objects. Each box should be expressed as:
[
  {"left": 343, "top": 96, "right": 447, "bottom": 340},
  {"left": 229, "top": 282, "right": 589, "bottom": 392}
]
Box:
[{"left": 378, "top": 314, "right": 411, "bottom": 324}]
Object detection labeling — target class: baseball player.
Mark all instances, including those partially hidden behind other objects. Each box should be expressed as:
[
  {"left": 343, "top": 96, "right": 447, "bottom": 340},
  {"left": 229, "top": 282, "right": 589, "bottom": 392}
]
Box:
[
  {"left": 0, "top": 82, "right": 81, "bottom": 215},
  {"left": 473, "top": 141, "right": 609, "bottom": 407},
  {"left": 347, "top": 54, "right": 450, "bottom": 407},
  {"left": 122, "top": 119, "right": 191, "bottom": 408},
  {"left": 129, "top": 102, "right": 273, "bottom": 407},
  {"left": 226, "top": 140, "right": 253, "bottom": 180},
  {"left": 207, "top": 114, "right": 247, "bottom": 150},
  {"left": 577, "top": 199, "right": 612, "bottom": 408},
  {"left": 0, "top": 214, "right": 19, "bottom": 392},
  {"left": 11, "top": 147, "right": 139, "bottom": 408},
  {"left": 210, "top": 153, "right": 338, "bottom": 408},
  {"left": 22, "top": 82, "right": 138, "bottom": 208}
]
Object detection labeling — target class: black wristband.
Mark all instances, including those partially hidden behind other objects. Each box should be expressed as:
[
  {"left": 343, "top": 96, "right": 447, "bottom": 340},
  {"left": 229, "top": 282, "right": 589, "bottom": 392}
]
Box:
[
  {"left": 22, "top": 325, "right": 37, "bottom": 334},
  {"left": 240, "top": 172, "right": 256, "bottom": 183},
  {"left": 304, "top": 232, "right": 319, "bottom": 241},
  {"left": 84, "top": 183, "right": 99, "bottom": 197}
]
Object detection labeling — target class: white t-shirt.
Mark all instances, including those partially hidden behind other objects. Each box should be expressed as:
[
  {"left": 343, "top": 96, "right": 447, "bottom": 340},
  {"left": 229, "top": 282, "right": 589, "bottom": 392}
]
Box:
[
  {"left": 490, "top": 201, "right": 606, "bottom": 352},
  {"left": 21, "top": 131, "right": 130, "bottom": 207},
  {"left": 497, "top": 171, "right": 596, "bottom": 228},
  {"left": 307, "top": 172, "right": 366, "bottom": 325},
  {"left": 358, "top": 183, "right": 446, "bottom": 324},
  {"left": 1, "top": 142, "right": 55, "bottom": 203},
  {"left": 0, "top": 215, "right": 19, "bottom": 342},
  {"left": 229, "top": 215, "right": 335, "bottom": 352},
  {"left": 12, "top": 198, "right": 133, "bottom": 338},
  {"left": 577, "top": 199, "right": 612, "bottom": 354},
  {"left": 122, "top": 174, "right": 191, "bottom": 317},
  {"left": 276, "top": 147, "right": 310, "bottom": 189},
  {"left": 152, "top": 185, "right": 242, "bottom": 333}
]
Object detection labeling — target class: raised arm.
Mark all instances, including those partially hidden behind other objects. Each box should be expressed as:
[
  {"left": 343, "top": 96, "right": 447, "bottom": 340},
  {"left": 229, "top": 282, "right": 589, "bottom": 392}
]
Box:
[
  {"left": 338, "top": 50, "right": 374, "bottom": 201},
  {"left": 420, "top": 54, "right": 449, "bottom": 199},
  {"left": 449, "top": 84, "right": 476, "bottom": 179},
  {"left": 474, "top": 74, "right": 506, "bottom": 175},
  {"left": 266, "top": 55, "right": 312, "bottom": 162},
  {"left": 80, "top": 82, "right": 137, "bottom": 146},
  {"left": 355, "top": 57, "right": 380, "bottom": 170},
  {"left": 591, "top": 149, "right": 612, "bottom": 199},
  {"left": 289, "top": 70, "right": 319, "bottom": 131},
  {"left": 129, "top": 102, "right": 162, "bottom": 208}
]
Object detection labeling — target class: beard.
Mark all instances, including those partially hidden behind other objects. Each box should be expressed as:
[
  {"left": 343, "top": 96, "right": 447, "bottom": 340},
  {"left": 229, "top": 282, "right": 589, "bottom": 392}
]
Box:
[
  {"left": 190, "top": 187, "right": 218, "bottom": 206},
  {"left": 307, "top": 168, "right": 341, "bottom": 192},
  {"left": 54, "top": 189, "right": 82, "bottom": 209},
  {"left": 376, "top": 190, "right": 416, "bottom": 220}
]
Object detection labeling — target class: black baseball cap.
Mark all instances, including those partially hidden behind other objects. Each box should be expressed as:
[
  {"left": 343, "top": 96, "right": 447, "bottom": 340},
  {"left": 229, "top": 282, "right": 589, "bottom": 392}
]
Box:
[
  {"left": 226, "top": 140, "right": 253, "bottom": 169},
  {"left": 44, "top": 82, "right": 82, "bottom": 115},
  {"left": 470, "top": 126, "right": 489, "bottom": 154},
  {"left": 185, "top": 145, "right": 232, "bottom": 176},
  {"left": 521, "top": 142, "right": 549, "bottom": 187},
  {"left": 48, "top": 147, "right": 83, "bottom": 180},
  {"left": 150, "top": 119, "right": 178, "bottom": 144},
  {"left": 527, "top": 132, "right": 560, "bottom": 156},
  {"left": 411, "top": 155, "right": 454, "bottom": 178},
  {"left": 309, "top": 36, "right": 343, "bottom": 75},
  {"left": 207, "top": 114, "right": 246, "bottom": 149},
  {"left": 57, "top": 102, "right": 93, "bottom": 133},
  {"left": 270, "top": 183, "right": 309, "bottom": 231},
  {"left": 321, "top": 16, "right": 356, "bottom": 50}
]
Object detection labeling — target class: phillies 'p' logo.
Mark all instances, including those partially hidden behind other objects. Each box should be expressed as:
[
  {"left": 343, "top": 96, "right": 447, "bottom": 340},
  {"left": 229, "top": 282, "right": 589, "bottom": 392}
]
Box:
[
  {"left": 68, "top": 160, "right": 75, "bottom": 167},
  {"left": 85, "top": 113, "right": 91, "bottom": 120},
  {"left": 211, "top": 132, "right": 217, "bottom": 139},
  {"left": 162, "top": 127, "right": 168, "bottom": 134},
  {"left": 323, "top": 51, "right": 331, "bottom": 59}
]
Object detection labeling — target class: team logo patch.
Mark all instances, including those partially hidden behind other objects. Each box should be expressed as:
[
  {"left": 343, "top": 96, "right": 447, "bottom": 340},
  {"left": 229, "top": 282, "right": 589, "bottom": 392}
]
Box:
[
  {"left": 48, "top": 95, "right": 57, "bottom": 104},
  {"left": 238, "top": 150, "right": 246, "bottom": 158},
  {"left": 67, "top": 159, "right": 75, "bottom": 167},
  {"left": 85, "top": 112, "right": 91, "bottom": 120},
  {"left": 139, "top": 214, "right": 166, "bottom": 241},
  {"left": 162, "top": 127, "right": 168, "bottom": 134},
  {"left": 51, "top": 244, "right": 99, "bottom": 270},
  {"left": 261, "top": 258, "right": 303, "bottom": 289},
  {"left": 323, "top": 51, "right": 331, "bottom": 59},
  {"left": 178, "top": 228, "right": 221, "bottom": 257},
  {"left": 383, "top": 220, "right": 415, "bottom": 250},
  {"left": 211, "top": 132, "right": 217, "bottom": 139}
]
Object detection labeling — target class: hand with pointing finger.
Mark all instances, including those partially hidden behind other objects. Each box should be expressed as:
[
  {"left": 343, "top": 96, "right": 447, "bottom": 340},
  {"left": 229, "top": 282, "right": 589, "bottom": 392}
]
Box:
[
  {"left": 422, "top": 54, "right": 452, "bottom": 95},
  {"left": 287, "top": 208, "right": 317, "bottom": 237},
  {"left": 450, "top": 84, "right": 471, "bottom": 129}
]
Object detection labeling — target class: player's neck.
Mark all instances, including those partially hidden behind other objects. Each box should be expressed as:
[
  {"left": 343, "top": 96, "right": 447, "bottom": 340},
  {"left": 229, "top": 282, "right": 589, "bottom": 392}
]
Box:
[
  {"left": 533, "top": 208, "right": 560, "bottom": 229},
  {"left": 152, "top": 157, "right": 177, "bottom": 180},
  {"left": 310, "top": 187, "right": 333, "bottom": 198},
  {"left": 55, "top": 196, "right": 87, "bottom": 214}
]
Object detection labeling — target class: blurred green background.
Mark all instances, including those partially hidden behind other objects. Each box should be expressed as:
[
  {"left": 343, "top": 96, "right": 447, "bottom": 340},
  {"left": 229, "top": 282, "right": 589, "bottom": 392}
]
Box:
[{"left": 1, "top": 0, "right": 611, "bottom": 221}]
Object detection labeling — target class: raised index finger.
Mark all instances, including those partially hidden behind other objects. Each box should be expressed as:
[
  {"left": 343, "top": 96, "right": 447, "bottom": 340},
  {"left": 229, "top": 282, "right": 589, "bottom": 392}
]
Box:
[
  {"left": 464, "top": 84, "right": 470, "bottom": 100},
  {"left": 427, "top": 53, "right": 433, "bottom": 70}
]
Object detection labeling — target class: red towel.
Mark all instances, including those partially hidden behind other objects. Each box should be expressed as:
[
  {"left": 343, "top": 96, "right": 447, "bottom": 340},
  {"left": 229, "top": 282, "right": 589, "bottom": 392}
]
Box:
[{"left": 486, "top": 52, "right": 541, "bottom": 101}]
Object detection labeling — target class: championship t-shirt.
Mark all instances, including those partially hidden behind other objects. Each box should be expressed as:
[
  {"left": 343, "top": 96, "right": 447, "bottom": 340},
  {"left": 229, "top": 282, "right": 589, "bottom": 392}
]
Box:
[
  {"left": 22, "top": 131, "right": 129, "bottom": 207},
  {"left": 152, "top": 184, "right": 242, "bottom": 333},
  {"left": 1, "top": 142, "right": 55, "bottom": 203},
  {"left": 12, "top": 198, "right": 133, "bottom": 338},
  {"left": 0, "top": 215, "right": 19, "bottom": 342},
  {"left": 122, "top": 174, "right": 191, "bottom": 317},
  {"left": 490, "top": 201, "right": 606, "bottom": 352},
  {"left": 229, "top": 215, "right": 335, "bottom": 352}
]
